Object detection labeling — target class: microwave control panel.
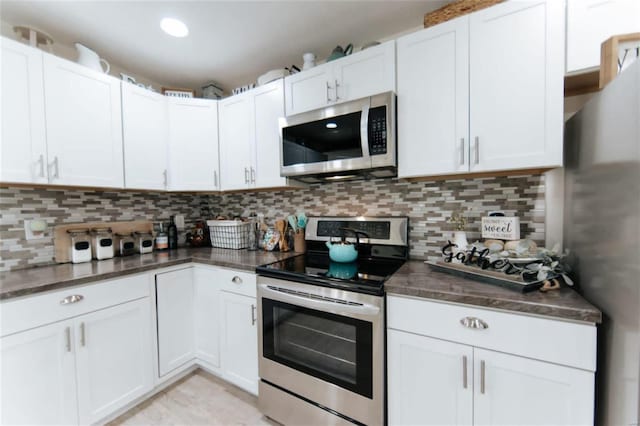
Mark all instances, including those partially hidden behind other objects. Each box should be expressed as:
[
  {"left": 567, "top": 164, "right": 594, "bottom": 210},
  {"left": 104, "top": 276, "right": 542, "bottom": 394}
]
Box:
[{"left": 368, "top": 106, "right": 387, "bottom": 155}]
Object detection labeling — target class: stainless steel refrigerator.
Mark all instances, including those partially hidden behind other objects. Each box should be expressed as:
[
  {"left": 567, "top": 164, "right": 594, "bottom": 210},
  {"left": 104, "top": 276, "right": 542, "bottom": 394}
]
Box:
[{"left": 564, "top": 61, "right": 639, "bottom": 425}]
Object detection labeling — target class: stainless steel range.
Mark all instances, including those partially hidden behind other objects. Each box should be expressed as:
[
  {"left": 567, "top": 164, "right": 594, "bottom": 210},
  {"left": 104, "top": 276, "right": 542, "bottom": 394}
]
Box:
[{"left": 256, "top": 216, "right": 409, "bottom": 425}]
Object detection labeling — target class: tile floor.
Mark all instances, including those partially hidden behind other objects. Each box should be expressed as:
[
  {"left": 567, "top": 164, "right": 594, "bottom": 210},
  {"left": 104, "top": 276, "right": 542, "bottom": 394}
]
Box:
[{"left": 109, "top": 370, "right": 276, "bottom": 426}]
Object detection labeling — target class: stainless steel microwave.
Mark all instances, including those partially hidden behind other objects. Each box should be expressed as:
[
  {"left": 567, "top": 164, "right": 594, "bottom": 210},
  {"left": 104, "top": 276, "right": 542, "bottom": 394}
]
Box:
[{"left": 280, "top": 92, "right": 396, "bottom": 183}]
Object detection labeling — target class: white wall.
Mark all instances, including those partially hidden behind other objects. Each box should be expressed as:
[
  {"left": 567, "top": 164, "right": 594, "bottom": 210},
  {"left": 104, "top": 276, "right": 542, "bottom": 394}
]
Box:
[{"left": 1, "top": 20, "right": 167, "bottom": 90}]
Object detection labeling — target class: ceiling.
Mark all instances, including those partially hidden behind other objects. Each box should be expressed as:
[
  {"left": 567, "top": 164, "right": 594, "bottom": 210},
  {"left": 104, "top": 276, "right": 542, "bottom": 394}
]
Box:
[{"left": 0, "top": 0, "right": 450, "bottom": 92}]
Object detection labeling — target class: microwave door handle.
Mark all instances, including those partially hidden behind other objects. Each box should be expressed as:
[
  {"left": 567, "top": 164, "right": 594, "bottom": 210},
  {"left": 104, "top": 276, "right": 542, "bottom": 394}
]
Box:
[
  {"left": 259, "top": 284, "right": 380, "bottom": 317},
  {"left": 360, "top": 102, "right": 371, "bottom": 159}
]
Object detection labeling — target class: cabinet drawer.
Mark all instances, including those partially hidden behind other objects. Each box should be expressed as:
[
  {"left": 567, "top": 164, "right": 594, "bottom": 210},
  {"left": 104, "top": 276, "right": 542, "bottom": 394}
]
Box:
[
  {"left": 1, "top": 274, "right": 150, "bottom": 337},
  {"left": 217, "top": 268, "right": 257, "bottom": 298},
  {"left": 387, "top": 295, "right": 596, "bottom": 371}
]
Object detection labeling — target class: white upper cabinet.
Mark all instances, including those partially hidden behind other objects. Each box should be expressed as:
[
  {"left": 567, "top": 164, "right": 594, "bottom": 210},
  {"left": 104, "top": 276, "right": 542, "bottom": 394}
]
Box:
[
  {"left": 219, "top": 92, "right": 254, "bottom": 191},
  {"left": 566, "top": 0, "right": 640, "bottom": 73},
  {"left": 333, "top": 41, "right": 396, "bottom": 103},
  {"left": 397, "top": 16, "right": 470, "bottom": 178},
  {"left": 469, "top": 0, "right": 564, "bottom": 172},
  {"left": 43, "top": 53, "right": 124, "bottom": 188},
  {"left": 284, "top": 64, "right": 334, "bottom": 117},
  {"left": 219, "top": 79, "right": 290, "bottom": 191},
  {"left": 284, "top": 41, "right": 396, "bottom": 116},
  {"left": 167, "top": 98, "right": 219, "bottom": 191},
  {"left": 398, "top": 0, "right": 564, "bottom": 178},
  {"left": 121, "top": 83, "right": 169, "bottom": 190},
  {"left": 253, "top": 80, "right": 287, "bottom": 188},
  {"left": 0, "top": 37, "right": 48, "bottom": 184}
]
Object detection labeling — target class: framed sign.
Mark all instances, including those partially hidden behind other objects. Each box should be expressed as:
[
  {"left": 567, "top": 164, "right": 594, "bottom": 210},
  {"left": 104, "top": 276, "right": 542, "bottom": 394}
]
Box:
[{"left": 481, "top": 216, "right": 520, "bottom": 240}]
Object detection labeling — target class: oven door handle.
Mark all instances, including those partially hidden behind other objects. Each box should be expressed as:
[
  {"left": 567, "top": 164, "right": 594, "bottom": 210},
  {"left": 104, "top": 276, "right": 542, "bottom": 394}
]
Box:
[{"left": 259, "top": 284, "right": 380, "bottom": 317}]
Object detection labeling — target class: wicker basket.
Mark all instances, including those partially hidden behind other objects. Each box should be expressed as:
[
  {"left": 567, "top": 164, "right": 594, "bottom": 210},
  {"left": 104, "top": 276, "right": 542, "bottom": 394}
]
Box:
[
  {"left": 424, "top": 0, "right": 504, "bottom": 28},
  {"left": 207, "top": 220, "right": 251, "bottom": 249}
]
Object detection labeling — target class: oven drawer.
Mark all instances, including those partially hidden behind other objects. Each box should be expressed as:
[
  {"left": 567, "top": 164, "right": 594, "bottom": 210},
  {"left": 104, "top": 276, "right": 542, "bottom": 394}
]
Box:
[
  {"left": 218, "top": 268, "right": 256, "bottom": 298},
  {"left": 387, "top": 295, "right": 597, "bottom": 371}
]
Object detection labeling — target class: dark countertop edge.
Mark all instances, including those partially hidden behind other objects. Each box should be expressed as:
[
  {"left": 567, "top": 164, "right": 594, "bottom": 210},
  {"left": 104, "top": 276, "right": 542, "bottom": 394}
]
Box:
[
  {"left": 1, "top": 255, "right": 602, "bottom": 325},
  {"left": 0, "top": 254, "right": 282, "bottom": 301},
  {"left": 0, "top": 258, "right": 194, "bottom": 301},
  {"left": 385, "top": 286, "right": 602, "bottom": 324}
]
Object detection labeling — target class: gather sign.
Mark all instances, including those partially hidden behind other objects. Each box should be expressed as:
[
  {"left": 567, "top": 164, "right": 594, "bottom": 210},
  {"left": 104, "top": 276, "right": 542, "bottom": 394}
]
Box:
[{"left": 481, "top": 217, "right": 520, "bottom": 240}]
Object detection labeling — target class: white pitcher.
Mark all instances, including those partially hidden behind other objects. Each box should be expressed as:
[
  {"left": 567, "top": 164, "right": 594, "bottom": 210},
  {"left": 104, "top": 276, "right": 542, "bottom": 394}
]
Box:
[{"left": 75, "top": 43, "right": 110, "bottom": 74}]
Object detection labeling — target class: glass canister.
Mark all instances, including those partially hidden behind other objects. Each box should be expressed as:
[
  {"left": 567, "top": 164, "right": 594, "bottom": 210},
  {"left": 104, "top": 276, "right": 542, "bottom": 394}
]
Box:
[
  {"left": 68, "top": 229, "right": 92, "bottom": 264},
  {"left": 90, "top": 227, "right": 114, "bottom": 260}
]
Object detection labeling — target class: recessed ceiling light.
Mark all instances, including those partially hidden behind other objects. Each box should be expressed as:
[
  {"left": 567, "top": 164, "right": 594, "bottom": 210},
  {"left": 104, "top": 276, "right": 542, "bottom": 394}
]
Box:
[
  {"left": 160, "top": 18, "right": 189, "bottom": 38},
  {"left": 326, "top": 122, "right": 338, "bottom": 129}
]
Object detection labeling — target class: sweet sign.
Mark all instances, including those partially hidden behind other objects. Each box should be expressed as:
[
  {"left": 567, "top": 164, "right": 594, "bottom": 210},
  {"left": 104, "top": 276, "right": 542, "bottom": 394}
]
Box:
[{"left": 481, "top": 217, "right": 520, "bottom": 240}]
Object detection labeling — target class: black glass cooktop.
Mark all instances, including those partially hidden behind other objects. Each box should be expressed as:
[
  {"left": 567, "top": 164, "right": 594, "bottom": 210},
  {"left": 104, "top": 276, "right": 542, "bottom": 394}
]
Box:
[{"left": 256, "top": 252, "right": 405, "bottom": 296}]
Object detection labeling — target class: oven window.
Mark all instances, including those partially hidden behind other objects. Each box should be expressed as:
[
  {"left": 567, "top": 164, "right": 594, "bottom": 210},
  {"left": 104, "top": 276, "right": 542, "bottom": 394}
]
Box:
[
  {"left": 262, "top": 298, "right": 373, "bottom": 398},
  {"left": 282, "top": 111, "right": 363, "bottom": 166}
]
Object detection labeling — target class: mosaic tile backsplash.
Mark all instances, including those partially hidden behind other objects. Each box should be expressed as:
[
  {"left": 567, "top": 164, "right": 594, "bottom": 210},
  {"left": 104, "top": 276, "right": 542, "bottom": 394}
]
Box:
[{"left": 0, "top": 174, "right": 545, "bottom": 271}]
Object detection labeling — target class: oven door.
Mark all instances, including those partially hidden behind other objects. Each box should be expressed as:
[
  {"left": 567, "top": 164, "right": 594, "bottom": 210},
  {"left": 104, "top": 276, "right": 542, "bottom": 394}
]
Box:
[{"left": 257, "top": 277, "right": 384, "bottom": 425}]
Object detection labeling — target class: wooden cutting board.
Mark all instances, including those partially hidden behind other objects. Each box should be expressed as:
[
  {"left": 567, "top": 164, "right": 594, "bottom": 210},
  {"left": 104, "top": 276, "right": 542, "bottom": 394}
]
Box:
[{"left": 54, "top": 220, "right": 154, "bottom": 263}]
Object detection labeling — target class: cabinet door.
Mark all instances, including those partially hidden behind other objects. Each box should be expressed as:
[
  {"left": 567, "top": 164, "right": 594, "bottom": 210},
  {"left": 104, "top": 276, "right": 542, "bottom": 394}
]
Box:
[
  {"left": 194, "top": 267, "right": 220, "bottom": 368},
  {"left": 121, "top": 82, "right": 168, "bottom": 190},
  {"left": 397, "top": 17, "right": 469, "bottom": 178},
  {"left": 156, "top": 268, "right": 195, "bottom": 376},
  {"left": 333, "top": 40, "right": 396, "bottom": 103},
  {"left": 0, "top": 37, "right": 48, "bottom": 184},
  {"left": 473, "top": 348, "right": 595, "bottom": 426},
  {"left": 168, "top": 98, "right": 220, "bottom": 191},
  {"left": 219, "top": 94, "right": 253, "bottom": 190},
  {"left": 43, "top": 54, "right": 124, "bottom": 187},
  {"left": 387, "top": 329, "right": 473, "bottom": 426},
  {"left": 75, "top": 298, "right": 154, "bottom": 424},
  {"left": 566, "top": 0, "right": 640, "bottom": 73},
  {"left": 0, "top": 320, "right": 78, "bottom": 425},
  {"left": 253, "top": 79, "right": 287, "bottom": 189},
  {"left": 220, "top": 290, "right": 258, "bottom": 395},
  {"left": 469, "top": 0, "right": 564, "bottom": 172},
  {"left": 284, "top": 63, "right": 333, "bottom": 116}
]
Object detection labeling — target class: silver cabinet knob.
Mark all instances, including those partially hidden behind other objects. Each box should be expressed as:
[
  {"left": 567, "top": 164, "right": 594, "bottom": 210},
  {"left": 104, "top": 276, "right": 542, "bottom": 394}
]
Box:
[
  {"left": 460, "top": 316, "right": 488, "bottom": 330},
  {"left": 60, "top": 294, "right": 84, "bottom": 305},
  {"left": 231, "top": 276, "right": 242, "bottom": 284}
]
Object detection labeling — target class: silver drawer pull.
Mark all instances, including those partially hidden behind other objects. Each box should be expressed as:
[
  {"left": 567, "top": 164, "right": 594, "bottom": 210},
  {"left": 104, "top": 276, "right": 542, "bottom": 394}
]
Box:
[
  {"left": 460, "top": 316, "right": 488, "bottom": 330},
  {"left": 232, "top": 276, "right": 243, "bottom": 284},
  {"left": 60, "top": 294, "right": 84, "bottom": 305}
]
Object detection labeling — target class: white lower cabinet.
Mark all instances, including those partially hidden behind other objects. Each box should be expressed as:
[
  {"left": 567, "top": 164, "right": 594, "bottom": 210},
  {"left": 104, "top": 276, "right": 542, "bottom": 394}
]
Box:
[
  {"left": 472, "top": 348, "right": 594, "bottom": 426},
  {"left": 156, "top": 268, "right": 196, "bottom": 376},
  {"left": 219, "top": 290, "right": 258, "bottom": 395},
  {"left": 0, "top": 319, "right": 78, "bottom": 425},
  {"left": 388, "top": 330, "right": 473, "bottom": 426},
  {"left": 75, "top": 298, "right": 154, "bottom": 424},
  {"left": 0, "top": 276, "right": 154, "bottom": 426},
  {"left": 387, "top": 295, "right": 596, "bottom": 426},
  {"left": 194, "top": 266, "right": 220, "bottom": 368}
]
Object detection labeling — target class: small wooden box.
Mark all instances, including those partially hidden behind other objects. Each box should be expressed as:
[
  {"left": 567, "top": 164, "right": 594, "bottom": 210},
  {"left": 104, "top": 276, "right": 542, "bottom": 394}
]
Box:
[{"left": 161, "top": 87, "right": 195, "bottom": 98}]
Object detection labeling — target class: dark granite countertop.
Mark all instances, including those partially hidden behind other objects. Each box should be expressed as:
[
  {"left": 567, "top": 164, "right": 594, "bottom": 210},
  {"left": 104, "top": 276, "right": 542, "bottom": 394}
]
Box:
[
  {"left": 1, "top": 253, "right": 602, "bottom": 324},
  {"left": 0, "top": 247, "right": 299, "bottom": 301},
  {"left": 385, "top": 261, "right": 602, "bottom": 324}
]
